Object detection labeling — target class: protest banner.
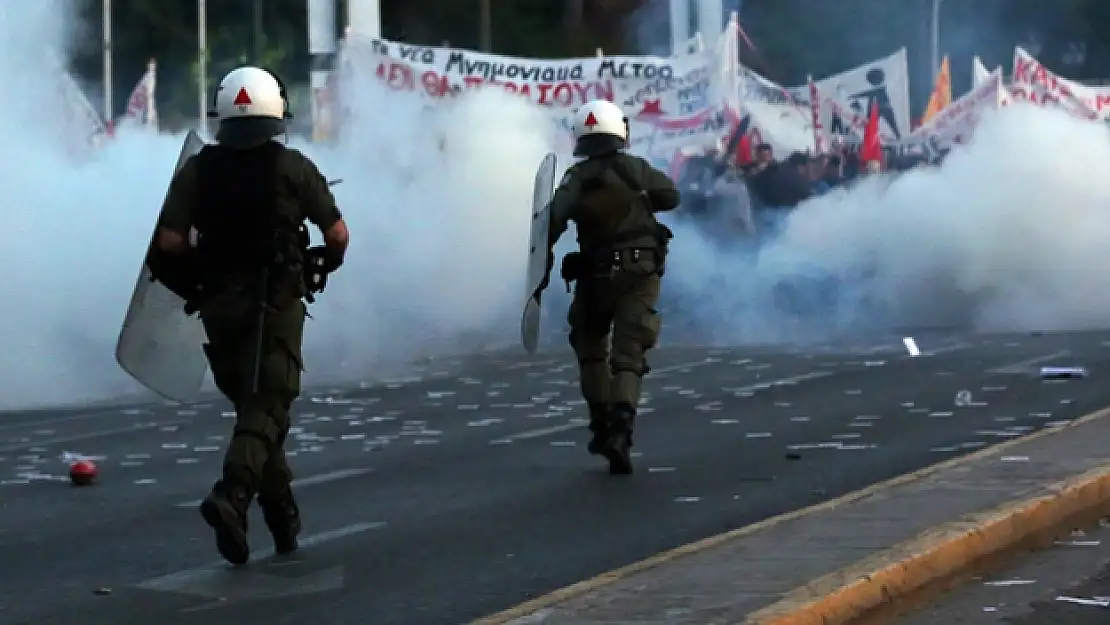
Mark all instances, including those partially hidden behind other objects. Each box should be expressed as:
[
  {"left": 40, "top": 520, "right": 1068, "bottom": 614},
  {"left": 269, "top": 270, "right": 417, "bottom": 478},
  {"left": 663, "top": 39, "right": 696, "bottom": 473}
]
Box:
[
  {"left": 905, "top": 68, "right": 1007, "bottom": 156},
  {"left": 334, "top": 27, "right": 740, "bottom": 159},
  {"left": 1009, "top": 46, "right": 1110, "bottom": 120}
]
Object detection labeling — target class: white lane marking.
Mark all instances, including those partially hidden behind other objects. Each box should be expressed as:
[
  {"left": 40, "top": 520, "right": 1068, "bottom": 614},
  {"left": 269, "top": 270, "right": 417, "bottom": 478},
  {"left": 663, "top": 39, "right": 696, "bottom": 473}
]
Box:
[
  {"left": 173, "top": 467, "right": 373, "bottom": 508},
  {"left": 0, "top": 422, "right": 184, "bottom": 453},
  {"left": 490, "top": 372, "right": 837, "bottom": 445},
  {"left": 495, "top": 342, "right": 976, "bottom": 446},
  {"left": 987, "top": 350, "right": 1071, "bottom": 375},
  {"left": 491, "top": 420, "right": 589, "bottom": 444},
  {"left": 0, "top": 409, "right": 127, "bottom": 432},
  {"left": 649, "top": 360, "right": 713, "bottom": 375},
  {"left": 136, "top": 521, "right": 385, "bottom": 591},
  {"left": 920, "top": 342, "right": 972, "bottom": 356},
  {"left": 730, "top": 371, "right": 834, "bottom": 392},
  {"left": 179, "top": 566, "right": 346, "bottom": 611}
]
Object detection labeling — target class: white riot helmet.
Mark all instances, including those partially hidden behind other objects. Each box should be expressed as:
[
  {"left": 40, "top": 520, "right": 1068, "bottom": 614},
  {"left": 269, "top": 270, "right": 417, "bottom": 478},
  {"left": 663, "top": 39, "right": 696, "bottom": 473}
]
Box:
[
  {"left": 208, "top": 66, "right": 292, "bottom": 148},
  {"left": 571, "top": 99, "right": 628, "bottom": 157}
]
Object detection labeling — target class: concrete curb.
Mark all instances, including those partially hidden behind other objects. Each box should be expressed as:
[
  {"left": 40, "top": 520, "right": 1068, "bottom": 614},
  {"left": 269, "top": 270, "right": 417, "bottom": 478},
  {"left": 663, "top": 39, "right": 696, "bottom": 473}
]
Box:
[
  {"left": 473, "top": 406, "right": 1110, "bottom": 625},
  {"left": 744, "top": 463, "right": 1110, "bottom": 625}
]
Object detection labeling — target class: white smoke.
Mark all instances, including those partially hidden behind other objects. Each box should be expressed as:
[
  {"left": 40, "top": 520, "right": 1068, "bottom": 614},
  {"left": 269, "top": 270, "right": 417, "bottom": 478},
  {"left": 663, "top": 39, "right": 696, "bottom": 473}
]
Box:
[
  {"left": 662, "top": 103, "right": 1110, "bottom": 345},
  {"left": 6, "top": 2, "right": 1108, "bottom": 411},
  {"left": 0, "top": 2, "right": 555, "bottom": 410},
  {"left": 296, "top": 79, "right": 555, "bottom": 380}
]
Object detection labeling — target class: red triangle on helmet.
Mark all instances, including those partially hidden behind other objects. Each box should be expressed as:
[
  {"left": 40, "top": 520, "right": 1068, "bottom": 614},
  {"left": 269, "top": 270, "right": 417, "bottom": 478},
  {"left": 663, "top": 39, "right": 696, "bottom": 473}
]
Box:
[
  {"left": 583, "top": 112, "right": 598, "bottom": 127},
  {"left": 233, "top": 87, "right": 252, "bottom": 106}
]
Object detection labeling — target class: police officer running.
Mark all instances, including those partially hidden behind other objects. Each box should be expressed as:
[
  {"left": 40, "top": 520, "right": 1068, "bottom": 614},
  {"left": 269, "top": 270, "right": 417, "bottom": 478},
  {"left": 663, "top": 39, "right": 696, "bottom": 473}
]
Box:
[
  {"left": 152, "top": 66, "right": 349, "bottom": 564},
  {"left": 535, "top": 99, "right": 680, "bottom": 475}
]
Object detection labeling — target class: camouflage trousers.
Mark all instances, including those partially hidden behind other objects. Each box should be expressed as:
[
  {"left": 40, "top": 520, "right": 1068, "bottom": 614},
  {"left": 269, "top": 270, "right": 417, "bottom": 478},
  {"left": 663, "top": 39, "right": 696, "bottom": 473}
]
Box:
[
  {"left": 568, "top": 275, "right": 662, "bottom": 412},
  {"left": 200, "top": 295, "right": 305, "bottom": 498}
]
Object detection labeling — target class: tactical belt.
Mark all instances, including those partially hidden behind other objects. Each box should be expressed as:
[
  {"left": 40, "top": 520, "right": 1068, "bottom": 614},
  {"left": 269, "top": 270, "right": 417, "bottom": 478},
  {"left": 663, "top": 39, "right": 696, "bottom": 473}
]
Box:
[{"left": 562, "top": 161, "right": 674, "bottom": 290}]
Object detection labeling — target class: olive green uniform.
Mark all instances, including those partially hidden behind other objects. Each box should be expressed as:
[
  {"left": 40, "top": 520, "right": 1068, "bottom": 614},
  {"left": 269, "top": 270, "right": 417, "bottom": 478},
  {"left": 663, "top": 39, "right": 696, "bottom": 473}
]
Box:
[
  {"left": 160, "top": 142, "right": 340, "bottom": 503},
  {"left": 545, "top": 152, "right": 679, "bottom": 465}
]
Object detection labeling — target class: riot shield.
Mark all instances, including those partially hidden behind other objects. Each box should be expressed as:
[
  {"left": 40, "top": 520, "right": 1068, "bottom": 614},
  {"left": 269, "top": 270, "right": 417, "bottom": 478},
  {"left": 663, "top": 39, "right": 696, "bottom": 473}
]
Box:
[
  {"left": 521, "top": 152, "right": 557, "bottom": 354},
  {"left": 115, "top": 131, "right": 209, "bottom": 402}
]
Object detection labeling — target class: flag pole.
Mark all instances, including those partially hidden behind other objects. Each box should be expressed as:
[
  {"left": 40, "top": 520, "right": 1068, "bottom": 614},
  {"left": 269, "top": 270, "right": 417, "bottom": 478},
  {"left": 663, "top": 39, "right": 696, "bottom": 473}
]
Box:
[
  {"left": 102, "top": 0, "right": 112, "bottom": 121},
  {"left": 198, "top": 0, "right": 208, "bottom": 133}
]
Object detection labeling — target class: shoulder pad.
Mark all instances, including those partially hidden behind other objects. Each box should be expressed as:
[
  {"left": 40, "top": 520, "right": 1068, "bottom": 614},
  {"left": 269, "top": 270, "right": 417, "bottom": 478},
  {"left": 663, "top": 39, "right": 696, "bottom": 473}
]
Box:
[
  {"left": 558, "top": 169, "right": 574, "bottom": 187},
  {"left": 559, "top": 162, "right": 582, "bottom": 186}
]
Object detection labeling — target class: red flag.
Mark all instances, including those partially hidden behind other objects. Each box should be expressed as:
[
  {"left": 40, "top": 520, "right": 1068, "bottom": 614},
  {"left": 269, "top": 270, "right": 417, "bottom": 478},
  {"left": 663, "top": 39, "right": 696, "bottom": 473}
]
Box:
[
  {"left": 734, "top": 133, "right": 752, "bottom": 166},
  {"left": 859, "top": 100, "right": 882, "bottom": 165}
]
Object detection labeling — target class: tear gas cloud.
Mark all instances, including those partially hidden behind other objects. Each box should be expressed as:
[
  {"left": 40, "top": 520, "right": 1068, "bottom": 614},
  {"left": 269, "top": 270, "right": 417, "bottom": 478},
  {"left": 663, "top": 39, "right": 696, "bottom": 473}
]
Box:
[
  {"left": 295, "top": 81, "right": 556, "bottom": 380},
  {"left": 5, "top": 3, "right": 1108, "bottom": 412},
  {"left": 661, "top": 103, "right": 1110, "bottom": 345},
  {"left": 0, "top": 1, "right": 555, "bottom": 410}
]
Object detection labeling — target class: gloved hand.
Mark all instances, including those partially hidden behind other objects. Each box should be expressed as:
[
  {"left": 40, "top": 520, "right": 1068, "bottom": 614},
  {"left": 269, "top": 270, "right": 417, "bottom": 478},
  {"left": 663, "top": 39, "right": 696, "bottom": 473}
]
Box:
[
  {"left": 304, "top": 247, "right": 331, "bottom": 293},
  {"left": 148, "top": 245, "right": 203, "bottom": 305},
  {"left": 307, "top": 245, "right": 343, "bottom": 273}
]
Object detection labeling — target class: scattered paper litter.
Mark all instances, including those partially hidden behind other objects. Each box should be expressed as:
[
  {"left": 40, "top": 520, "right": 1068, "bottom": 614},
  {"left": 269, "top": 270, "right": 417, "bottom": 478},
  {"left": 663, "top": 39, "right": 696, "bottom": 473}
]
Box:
[
  {"left": 59, "top": 451, "right": 106, "bottom": 463},
  {"left": 954, "top": 390, "right": 973, "bottom": 407},
  {"left": 1040, "top": 366, "right": 1087, "bottom": 379},
  {"left": 1055, "top": 595, "right": 1110, "bottom": 607},
  {"left": 902, "top": 337, "right": 921, "bottom": 357}
]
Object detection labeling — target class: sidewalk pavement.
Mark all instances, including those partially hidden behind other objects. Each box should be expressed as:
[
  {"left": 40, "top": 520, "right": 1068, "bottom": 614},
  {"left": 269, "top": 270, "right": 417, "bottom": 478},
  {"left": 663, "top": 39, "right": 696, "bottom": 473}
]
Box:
[
  {"left": 891, "top": 519, "right": 1110, "bottom": 624},
  {"left": 474, "top": 406, "right": 1110, "bottom": 625}
]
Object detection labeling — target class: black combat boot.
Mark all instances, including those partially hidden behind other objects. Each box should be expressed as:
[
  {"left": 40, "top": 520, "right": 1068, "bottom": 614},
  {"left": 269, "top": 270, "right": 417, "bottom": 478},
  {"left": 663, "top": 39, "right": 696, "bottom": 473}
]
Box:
[
  {"left": 258, "top": 488, "right": 302, "bottom": 555},
  {"left": 586, "top": 402, "right": 611, "bottom": 455},
  {"left": 601, "top": 404, "right": 635, "bottom": 475},
  {"left": 199, "top": 479, "right": 252, "bottom": 565}
]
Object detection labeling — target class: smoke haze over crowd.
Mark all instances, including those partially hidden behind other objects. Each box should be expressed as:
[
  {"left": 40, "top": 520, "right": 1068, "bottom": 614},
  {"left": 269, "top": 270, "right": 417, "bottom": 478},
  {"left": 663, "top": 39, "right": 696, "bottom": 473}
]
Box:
[
  {"left": 661, "top": 104, "right": 1110, "bottom": 345},
  {"left": 0, "top": 1, "right": 554, "bottom": 410},
  {"left": 3, "top": 2, "right": 1109, "bottom": 411}
]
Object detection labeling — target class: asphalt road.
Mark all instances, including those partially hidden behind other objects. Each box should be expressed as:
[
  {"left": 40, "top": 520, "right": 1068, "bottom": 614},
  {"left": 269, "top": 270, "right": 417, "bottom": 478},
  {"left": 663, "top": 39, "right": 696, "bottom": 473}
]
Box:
[{"left": 2, "top": 332, "right": 1109, "bottom": 625}]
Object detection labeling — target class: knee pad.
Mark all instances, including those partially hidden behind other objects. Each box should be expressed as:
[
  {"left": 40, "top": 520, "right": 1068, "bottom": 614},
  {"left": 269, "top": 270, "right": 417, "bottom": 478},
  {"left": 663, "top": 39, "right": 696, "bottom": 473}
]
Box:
[{"left": 610, "top": 359, "right": 645, "bottom": 377}]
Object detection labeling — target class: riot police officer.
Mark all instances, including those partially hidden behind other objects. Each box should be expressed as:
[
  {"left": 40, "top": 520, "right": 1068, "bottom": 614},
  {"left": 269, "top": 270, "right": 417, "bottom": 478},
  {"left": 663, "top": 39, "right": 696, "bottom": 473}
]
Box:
[
  {"left": 535, "top": 99, "right": 680, "bottom": 474},
  {"left": 153, "top": 66, "right": 349, "bottom": 564}
]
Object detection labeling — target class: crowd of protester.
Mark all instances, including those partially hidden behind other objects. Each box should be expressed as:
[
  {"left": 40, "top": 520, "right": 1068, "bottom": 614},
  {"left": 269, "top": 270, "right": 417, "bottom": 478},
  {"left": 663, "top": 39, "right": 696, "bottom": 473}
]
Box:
[{"left": 669, "top": 140, "right": 936, "bottom": 241}]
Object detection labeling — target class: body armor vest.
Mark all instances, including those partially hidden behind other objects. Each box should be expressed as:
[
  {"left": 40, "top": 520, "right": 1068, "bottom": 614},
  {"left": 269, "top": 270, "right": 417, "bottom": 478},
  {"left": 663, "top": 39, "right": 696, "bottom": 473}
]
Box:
[
  {"left": 573, "top": 156, "right": 668, "bottom": 256},
  {"left": 193, "top": 143, "right": 306, "bottom": 303}
]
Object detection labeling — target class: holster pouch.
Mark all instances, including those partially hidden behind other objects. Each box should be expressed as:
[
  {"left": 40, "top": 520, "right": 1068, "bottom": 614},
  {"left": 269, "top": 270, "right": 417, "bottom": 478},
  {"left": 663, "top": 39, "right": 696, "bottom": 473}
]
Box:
[
  {"left": 560, "top": 252, "right": 583, "bottom": 292},
  {"left": 613, "top": 247, "right": 662, "bottom": 277},
  {"left": 654, "top": 223, "right": 673, "bottom": 276}
]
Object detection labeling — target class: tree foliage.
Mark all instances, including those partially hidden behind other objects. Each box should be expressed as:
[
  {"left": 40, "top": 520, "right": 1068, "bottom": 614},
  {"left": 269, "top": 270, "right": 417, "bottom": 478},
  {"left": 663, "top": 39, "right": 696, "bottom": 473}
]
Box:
[
  {"left": 67, "top": 0, "right": 1109, "bottom": 123},
  {"left": 70, "top": 0, "right": 645, "bottom": 123},
  {"left": 735, "top": 0, "right": 1110, "bottom": 110}
]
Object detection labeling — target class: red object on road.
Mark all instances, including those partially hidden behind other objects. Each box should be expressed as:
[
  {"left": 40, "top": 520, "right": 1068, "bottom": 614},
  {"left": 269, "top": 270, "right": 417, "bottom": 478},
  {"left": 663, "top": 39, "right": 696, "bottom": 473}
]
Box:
[{"left": 69, "top": 460, "right": 98, "bottom": 486}]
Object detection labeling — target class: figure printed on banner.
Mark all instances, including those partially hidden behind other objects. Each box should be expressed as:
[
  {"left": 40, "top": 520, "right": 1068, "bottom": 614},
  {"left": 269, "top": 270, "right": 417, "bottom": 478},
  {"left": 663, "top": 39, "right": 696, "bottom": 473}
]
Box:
[{"left": 850, "top": 66, "right": 902, "bottom": 138}]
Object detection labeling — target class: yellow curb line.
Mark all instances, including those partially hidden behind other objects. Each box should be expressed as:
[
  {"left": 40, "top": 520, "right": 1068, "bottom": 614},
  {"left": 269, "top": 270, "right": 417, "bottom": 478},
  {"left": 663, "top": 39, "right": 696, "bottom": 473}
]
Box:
[
  {"left": 472, "top": 406, "right": 1110, "bottom": 625},
  {"left": 745, "top": 461, "right": 1110, "bottom": 625}
]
